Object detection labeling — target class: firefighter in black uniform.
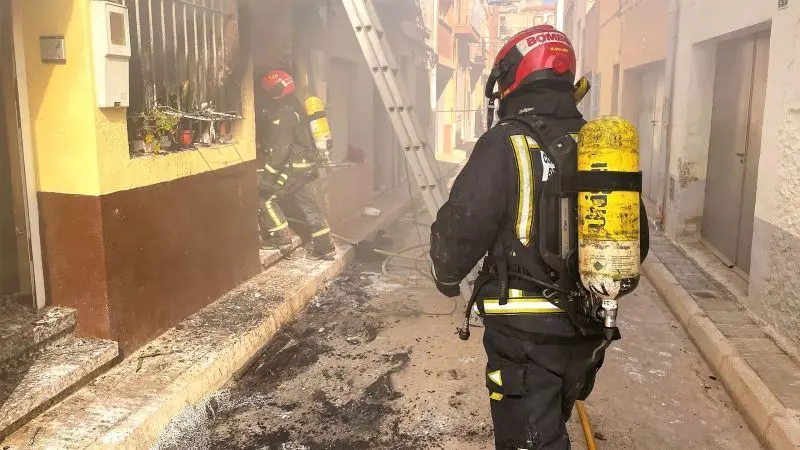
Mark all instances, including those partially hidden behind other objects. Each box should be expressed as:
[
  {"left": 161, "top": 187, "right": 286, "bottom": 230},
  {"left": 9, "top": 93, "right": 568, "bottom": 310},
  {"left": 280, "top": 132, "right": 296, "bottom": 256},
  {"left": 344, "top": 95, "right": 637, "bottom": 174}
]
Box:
[
  {"left": 430, "top": 26, "right": 648, "bottom": 449},
  {"left": 256, "top": 70, "right": 335, "bottom": 259}
]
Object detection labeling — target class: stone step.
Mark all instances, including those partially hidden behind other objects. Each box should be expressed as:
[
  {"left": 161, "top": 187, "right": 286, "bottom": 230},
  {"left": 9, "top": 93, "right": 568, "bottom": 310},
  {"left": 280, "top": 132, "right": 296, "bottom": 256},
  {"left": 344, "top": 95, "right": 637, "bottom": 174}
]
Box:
[
  {"left": 0, "top": 297, "right": 77, "bottom": 368},
  {"left": 0, "top": 336, "right": 119, "bottom": 440}
]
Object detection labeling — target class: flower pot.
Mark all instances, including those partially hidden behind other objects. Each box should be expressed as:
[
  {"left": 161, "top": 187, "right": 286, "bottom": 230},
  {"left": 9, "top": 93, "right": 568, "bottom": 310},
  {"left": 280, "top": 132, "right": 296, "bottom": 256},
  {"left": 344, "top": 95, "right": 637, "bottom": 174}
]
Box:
[
  {"left": 158, "top": 135, "right": 172, "bottom": 150},
  {"left": 180, "top": 130, "right": 193, "bottom": 147}
]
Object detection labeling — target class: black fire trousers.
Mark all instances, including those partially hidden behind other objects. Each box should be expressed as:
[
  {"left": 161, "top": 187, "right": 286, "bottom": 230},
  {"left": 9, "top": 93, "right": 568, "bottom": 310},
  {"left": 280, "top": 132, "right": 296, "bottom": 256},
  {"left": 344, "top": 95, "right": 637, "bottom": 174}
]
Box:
[
  {"left": 258, "top": 179, "right": 333, "bottom": 253},
  {"left": 482, "top": 315, "right": 606, "bottom": 450}
]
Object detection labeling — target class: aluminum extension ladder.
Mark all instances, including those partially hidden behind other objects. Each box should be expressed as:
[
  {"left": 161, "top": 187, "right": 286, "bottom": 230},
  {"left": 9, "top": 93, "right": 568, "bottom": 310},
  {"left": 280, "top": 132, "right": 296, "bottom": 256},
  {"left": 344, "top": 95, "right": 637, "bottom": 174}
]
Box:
[
  {"left": 342, "top": 0, "right": 478, "bottom": 304},
  {"left": 341, "top": 0, "right": 448, "bottom": 221}
]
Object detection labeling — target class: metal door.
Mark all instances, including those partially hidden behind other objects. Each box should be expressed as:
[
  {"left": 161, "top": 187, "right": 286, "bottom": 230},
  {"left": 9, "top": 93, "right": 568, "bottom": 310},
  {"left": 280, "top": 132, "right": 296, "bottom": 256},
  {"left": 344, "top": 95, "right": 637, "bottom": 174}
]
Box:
[
  {"left": 702, "top": 31, "right": 769, "bottom": 274},
  {"left": 736, "top": 31, "right": 770, "bottom": 275},
  {"left": 637, "top": 73, "right": 656, "bottom": 200},
  {"left": 637, "top": 67, "right": 663, "bottom": 201}
]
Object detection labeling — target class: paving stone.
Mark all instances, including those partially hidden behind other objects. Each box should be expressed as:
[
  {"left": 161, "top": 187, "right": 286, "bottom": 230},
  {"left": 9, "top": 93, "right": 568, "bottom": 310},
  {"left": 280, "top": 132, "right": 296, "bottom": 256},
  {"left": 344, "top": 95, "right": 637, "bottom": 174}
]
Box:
[
  {"left": 0, "top": 337, "right": 118, "bottom": 438},
  {"left": 0, "top": 300, "right": 76, "bottom": 367},
  {"left": 647, "top": 227, "right": 800, "bottom": 448}
]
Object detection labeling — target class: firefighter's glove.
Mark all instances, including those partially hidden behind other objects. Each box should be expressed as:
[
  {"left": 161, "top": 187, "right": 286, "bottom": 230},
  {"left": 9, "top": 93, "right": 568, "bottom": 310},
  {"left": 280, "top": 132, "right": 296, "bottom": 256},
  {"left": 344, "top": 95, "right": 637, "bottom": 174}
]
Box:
[
  {"left": 259, "top": 163, "right": 289, "bottom": 195},
  {"left": 431, "top": 264, "right": 460, "bottom": 298}
]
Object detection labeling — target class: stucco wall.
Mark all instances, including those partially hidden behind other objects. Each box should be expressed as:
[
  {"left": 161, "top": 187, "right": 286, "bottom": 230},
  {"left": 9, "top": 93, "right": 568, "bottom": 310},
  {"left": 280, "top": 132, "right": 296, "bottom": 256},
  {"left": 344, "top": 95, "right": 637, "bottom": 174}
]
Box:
[
  {"left": 571, "top": 0, "right": 800, "bottom": 349},
  {"left": 665, "top": 0, "right": 798, "bottom": 348},
  {"left": 619, "top": 0, "right": 668, "bottom": 70},
  {"left": 15, "top": 0, "right": 256, "bottom": 198},
  {"left": 746, "top": 3, "right": 800, "bottom": 351},
  {"left": 594, "top": 0, "right": 620, "bottom": 116}
]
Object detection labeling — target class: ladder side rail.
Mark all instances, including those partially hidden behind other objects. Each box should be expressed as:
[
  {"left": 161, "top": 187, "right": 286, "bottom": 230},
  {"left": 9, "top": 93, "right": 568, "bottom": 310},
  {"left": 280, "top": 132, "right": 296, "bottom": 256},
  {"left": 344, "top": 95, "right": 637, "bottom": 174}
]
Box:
[
  {"left": 343, "top": 0, "right": 446, "bottom": 218},
  {"left": 355, "top": 1, "right": 448, "bottom": 202}
]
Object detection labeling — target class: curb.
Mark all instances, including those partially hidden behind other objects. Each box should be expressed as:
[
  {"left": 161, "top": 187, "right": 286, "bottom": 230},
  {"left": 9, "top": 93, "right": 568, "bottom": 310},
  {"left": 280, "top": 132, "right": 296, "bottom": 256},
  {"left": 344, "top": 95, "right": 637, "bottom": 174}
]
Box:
[
  {"left": 112, "top": 250, "right": 356, "bottom": 450},
  {"left": 643, "top": 257, "right": 800, "bottom": 449}
]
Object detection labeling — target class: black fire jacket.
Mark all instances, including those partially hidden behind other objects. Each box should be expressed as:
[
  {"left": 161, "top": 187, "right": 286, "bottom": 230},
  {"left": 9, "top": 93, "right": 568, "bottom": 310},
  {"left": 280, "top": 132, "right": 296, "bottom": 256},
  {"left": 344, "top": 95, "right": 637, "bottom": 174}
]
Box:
[{"left": 430, "top": 88, "right": 649, "bottom": 291}]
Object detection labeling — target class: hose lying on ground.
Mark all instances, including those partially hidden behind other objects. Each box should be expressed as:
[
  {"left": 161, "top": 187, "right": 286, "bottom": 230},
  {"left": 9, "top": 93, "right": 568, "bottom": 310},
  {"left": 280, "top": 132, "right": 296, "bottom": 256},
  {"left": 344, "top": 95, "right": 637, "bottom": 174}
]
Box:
[{"left": 576, "top": 401, "right": 598, "bottom": 450}]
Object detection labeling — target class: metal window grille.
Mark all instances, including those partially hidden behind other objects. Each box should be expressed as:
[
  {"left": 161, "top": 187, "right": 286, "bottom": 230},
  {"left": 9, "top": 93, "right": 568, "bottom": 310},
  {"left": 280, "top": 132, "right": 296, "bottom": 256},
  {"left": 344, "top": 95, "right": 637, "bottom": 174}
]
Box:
[{"left": 127, "top": 0, "right": 242, "bottom": 115}]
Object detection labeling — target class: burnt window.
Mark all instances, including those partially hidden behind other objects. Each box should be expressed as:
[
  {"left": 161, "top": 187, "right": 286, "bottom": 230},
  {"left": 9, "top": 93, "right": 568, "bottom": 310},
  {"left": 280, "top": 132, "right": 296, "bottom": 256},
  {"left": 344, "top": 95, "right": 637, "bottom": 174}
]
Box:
[{"left": 127, "top": 0, "right": 245, "bottom": 155}]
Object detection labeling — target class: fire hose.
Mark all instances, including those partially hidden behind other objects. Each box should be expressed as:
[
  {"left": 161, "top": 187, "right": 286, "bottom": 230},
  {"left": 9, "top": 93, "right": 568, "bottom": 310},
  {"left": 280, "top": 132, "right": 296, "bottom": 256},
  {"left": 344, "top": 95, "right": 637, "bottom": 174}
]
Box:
[{"left": 576, "top": 401, "right": 598, "bottom": 450}]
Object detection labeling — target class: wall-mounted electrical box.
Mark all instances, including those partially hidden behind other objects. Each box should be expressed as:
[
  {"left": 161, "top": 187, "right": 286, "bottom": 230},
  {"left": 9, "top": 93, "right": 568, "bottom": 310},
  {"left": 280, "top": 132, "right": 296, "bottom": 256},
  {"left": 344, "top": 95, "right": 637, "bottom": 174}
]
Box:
[{"left": 91, "top": 0, "right": 131, "bottom": 108}]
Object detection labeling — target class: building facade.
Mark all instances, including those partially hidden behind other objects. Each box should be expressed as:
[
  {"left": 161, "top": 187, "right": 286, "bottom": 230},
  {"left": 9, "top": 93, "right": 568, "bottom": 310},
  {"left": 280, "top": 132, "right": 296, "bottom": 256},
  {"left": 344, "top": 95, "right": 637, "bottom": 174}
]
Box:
[
  {"left": 565, "top": 0, "right": 800, "bottom": 350},
  {"left": 495, "top": 0, "right": 556, "bottom": 42},
  {"left": 0, "top": 0, "right": 432, "bottom": 357},
  {"left": 426, "top": 0, "right": 494, "bottom": 158}
]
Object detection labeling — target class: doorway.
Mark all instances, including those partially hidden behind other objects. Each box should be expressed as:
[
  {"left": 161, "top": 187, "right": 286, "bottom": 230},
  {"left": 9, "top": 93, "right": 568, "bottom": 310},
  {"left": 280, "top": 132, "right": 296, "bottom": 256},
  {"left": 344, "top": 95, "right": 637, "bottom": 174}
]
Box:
[
  {"left": 635, "top": 62, "right": 665, "bottom": 202},
  {"left": 702, "top": 30, "right": 770, "bottom": 276},
  {"left": 0, "top": 1, "right": 43, "bottom": 309}
]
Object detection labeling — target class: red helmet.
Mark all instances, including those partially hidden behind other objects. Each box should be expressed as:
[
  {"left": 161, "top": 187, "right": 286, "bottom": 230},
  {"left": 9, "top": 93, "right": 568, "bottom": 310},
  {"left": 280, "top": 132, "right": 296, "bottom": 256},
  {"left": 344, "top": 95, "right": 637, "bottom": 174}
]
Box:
[
  {"left": 261, "top": 70, "right": 295, "bottom": 99},
  {"left": 485, "top": 25, "right": 576, "bottom": 100}
]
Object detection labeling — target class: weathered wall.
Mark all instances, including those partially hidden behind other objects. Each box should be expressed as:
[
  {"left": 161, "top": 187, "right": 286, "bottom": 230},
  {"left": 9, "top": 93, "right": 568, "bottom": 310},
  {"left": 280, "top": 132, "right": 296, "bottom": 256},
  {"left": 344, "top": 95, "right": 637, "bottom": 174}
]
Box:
[
  {"left": 746, "top": 3, "right": 800, "bottom": 351},
  {"left": 665, "top": 1, "right": 770, "bottom": 240},
  {"left": 666, "top": 0, "right": 798, "bottom": 348},
  {"left": 15, "top": 0, "right": 260, "bottom": 354},
  {"left": 570, "top": 0, "right": 800, "bottom": 349},
  {"left": 594, "top": 0, "right": 620, "bottom": 116},
  {"left": 619, "top": 0, "right": 668, "bottom": 70}
]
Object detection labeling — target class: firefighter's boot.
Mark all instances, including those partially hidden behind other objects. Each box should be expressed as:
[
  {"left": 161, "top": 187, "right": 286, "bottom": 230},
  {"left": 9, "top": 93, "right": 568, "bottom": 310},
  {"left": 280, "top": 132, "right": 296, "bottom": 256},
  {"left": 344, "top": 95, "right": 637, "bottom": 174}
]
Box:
[
  {"left": 261, "top": 228, "right": 293, "bottom": 250},
  {"left": 311, "top": 229, "right": 336, "bottom": 260}
]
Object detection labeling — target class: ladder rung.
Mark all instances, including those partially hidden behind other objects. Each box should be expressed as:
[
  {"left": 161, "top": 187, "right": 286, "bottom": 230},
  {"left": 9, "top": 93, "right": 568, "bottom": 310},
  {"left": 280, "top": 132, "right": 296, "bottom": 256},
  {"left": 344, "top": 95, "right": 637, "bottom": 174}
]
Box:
[{"left": 342, "top": 0, "right": 447, "bottom": 221}]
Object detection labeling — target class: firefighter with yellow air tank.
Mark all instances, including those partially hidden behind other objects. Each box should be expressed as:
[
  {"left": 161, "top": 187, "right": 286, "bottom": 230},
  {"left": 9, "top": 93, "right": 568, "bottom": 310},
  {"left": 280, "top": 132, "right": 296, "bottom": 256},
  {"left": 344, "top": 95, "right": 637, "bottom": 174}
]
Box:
[
  {"left": 256, "top": 70, "right": 335, "bottom": 260},
  {"left": 429, "top": 25, "right": 650, "bottom": 449}
]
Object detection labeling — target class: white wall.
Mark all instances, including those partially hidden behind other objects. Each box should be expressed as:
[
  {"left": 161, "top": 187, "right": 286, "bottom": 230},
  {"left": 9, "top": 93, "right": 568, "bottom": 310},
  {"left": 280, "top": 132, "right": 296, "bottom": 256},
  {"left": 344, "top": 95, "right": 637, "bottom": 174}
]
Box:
[{"left": 666, "top": 0, "right": 800, "bottom": 348}]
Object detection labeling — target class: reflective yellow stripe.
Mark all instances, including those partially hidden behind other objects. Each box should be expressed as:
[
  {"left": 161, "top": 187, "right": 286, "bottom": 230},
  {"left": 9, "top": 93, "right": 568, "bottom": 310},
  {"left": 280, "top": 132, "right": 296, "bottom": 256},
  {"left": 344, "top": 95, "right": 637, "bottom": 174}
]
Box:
[
  {"left": 265, "top": 202, "right": 284, "bottom": 228},
  {"left": 280, "top": 173, "right": 289, "bottom": 180},
  {"left": 490, "top": 392, "right": 504, "bottom": 401},
  {"left": 510, "top": 135, "right": 534, "bottom": 246},
  {"left": 277, "top": 179, "right": 285, "bottom": 186},
  {"left": 268, "top": 222, "right": 289, "bottom": 232},
  {"left": 264, "top": 163, "right": 279, "bottom": 174},
  {"left": 292, "top": 161, "right": 312, "bottom": 169},
  {"left": 311, "top": 227, "right": 331, "bottom": 238},
  {"left": 488, "top": 370, "right": 503, "bottom": 387},
  {"left": 474, "top": 297, "right": 565, "bottom": 315},
  {"left": 508, "top": 288, "right": 524, "bottom": 298}
]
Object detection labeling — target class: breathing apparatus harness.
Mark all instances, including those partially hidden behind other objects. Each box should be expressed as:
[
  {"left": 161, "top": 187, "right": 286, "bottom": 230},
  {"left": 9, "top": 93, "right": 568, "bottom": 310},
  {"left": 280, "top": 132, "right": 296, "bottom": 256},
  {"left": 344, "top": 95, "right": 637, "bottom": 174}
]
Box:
[{"left": 457, "top": 76, "right": 643, "bottom": 348}]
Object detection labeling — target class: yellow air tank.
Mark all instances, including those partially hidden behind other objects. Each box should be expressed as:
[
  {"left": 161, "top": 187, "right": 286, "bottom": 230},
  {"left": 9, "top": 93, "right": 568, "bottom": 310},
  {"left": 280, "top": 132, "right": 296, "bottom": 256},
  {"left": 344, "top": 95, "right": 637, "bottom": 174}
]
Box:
[
  {"left": 305, "top": 96, "right": 333, "bottom": 160},
  {"left": 576, "top": 116, "right": 641, "bottom": 328}
]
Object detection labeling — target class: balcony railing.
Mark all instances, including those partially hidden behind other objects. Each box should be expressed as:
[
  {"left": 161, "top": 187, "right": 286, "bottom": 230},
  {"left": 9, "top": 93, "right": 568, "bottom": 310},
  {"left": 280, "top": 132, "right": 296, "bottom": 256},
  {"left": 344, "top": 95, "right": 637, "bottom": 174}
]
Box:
[{"left": 454, "top": 0, "right": 485, "bottom": 41}]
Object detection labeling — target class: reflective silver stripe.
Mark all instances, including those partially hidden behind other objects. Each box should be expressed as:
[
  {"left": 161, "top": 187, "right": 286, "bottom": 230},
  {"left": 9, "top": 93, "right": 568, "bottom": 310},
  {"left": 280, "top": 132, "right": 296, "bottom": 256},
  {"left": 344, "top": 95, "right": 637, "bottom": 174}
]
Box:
[
  {"left": 510, "top": 135, "right": 534, "bottom": 246},
  {"left": 525, "top": 136, "right": 540, "bottom": 149},
  {"left": 509, "top": 288, "right": 524, "bottom": 298}
]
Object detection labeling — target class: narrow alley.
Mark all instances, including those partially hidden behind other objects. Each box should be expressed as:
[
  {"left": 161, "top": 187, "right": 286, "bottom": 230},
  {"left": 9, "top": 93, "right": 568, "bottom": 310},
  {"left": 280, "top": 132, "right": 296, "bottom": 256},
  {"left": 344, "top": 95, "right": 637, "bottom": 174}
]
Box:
[{"left": 153, "top": 213, "right": 760, "bottom": 450}]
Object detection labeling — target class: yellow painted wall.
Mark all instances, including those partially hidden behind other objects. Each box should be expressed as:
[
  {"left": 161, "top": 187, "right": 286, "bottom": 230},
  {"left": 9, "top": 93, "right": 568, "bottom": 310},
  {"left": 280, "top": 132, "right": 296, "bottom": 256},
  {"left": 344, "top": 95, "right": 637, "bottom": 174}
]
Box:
[
  {"left": 16, "top": 0, "right": 102, "bottom": 195},
  {"left": 15, "top": 0, "right": 255, "bottom": 197}
]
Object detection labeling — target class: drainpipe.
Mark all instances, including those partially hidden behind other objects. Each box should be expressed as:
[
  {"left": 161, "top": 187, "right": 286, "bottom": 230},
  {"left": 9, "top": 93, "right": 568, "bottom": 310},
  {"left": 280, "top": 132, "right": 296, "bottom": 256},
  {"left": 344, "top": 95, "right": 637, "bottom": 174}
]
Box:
[{"left": 656, "top": 0, "right": 680, "bottom": 231}]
